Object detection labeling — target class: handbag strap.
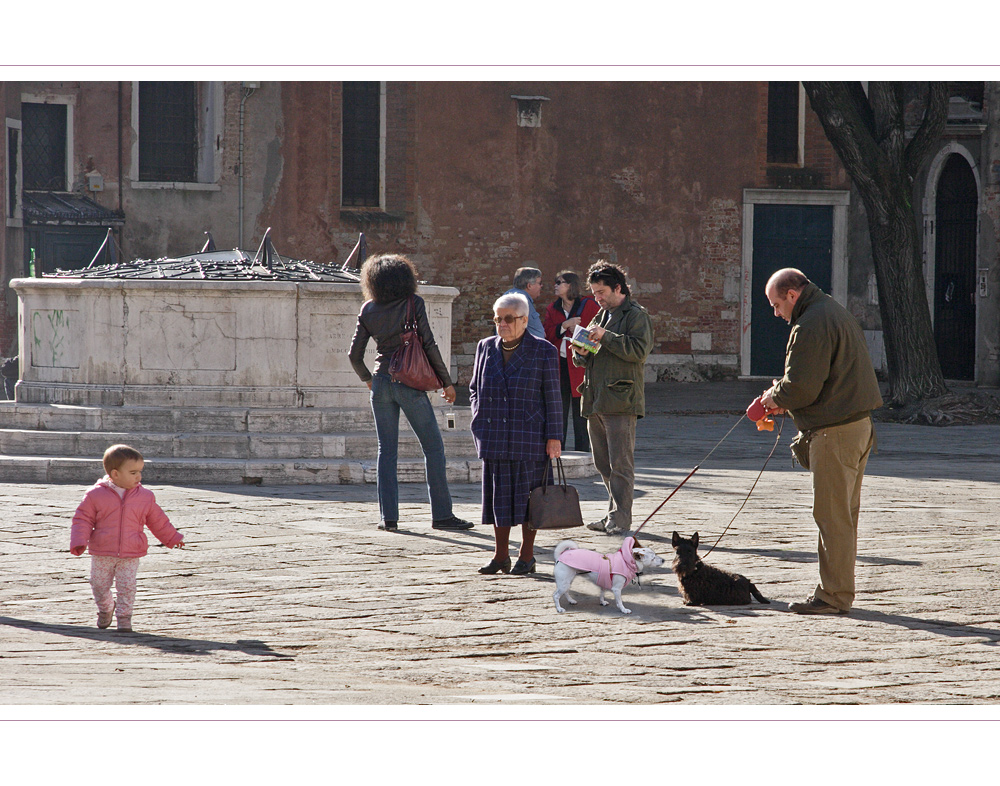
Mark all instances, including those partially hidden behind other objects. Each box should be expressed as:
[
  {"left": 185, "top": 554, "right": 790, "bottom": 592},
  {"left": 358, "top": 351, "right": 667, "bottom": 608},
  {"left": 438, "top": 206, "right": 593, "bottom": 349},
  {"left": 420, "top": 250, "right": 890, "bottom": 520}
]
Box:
[
  {"left": 541, "top": 456, "right": 568, "bottom": 490},
  {"left": 403, "top": 295, "right": 416, "bottom": 330}
]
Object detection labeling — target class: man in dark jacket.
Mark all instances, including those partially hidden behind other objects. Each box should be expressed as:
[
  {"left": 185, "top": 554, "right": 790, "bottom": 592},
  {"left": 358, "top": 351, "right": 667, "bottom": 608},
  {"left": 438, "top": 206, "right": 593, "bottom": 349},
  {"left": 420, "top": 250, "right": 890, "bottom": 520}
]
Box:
[
  {"left": 573, "top": 262, "right": 654, "bottom": 535},
  {"left": 760, "top": 268, "right": 883, "bottom": 615}
]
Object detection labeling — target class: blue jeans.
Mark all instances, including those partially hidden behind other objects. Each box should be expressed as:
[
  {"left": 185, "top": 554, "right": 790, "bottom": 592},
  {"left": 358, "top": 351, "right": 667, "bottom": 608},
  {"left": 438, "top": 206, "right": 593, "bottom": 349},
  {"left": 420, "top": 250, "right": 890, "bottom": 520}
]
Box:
[{"left": 370, "top": 374, "right": 453, "bottom": 523}]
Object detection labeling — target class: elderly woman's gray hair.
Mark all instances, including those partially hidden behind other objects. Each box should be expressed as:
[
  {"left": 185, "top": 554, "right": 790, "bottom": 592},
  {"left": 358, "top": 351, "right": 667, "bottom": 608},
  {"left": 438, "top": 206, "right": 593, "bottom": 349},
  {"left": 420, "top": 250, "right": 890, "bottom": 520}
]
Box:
[{"left": 493, "top": 292, "right": 530, "bottom": 317}]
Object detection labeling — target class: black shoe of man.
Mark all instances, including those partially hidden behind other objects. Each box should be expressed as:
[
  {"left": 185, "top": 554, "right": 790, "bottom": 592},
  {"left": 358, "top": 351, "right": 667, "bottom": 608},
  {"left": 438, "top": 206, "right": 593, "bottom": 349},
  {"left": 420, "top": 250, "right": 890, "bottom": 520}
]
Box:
[{"left": 432, "top": 516, "right": 475, "bottom": 531}]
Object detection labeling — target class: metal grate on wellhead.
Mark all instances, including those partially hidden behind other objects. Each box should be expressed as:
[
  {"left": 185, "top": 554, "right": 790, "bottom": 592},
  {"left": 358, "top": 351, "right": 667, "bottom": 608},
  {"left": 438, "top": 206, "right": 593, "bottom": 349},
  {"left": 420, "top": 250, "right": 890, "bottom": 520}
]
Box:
[{"left": 45, "top": 231, "right": 363, "bottom": 283}]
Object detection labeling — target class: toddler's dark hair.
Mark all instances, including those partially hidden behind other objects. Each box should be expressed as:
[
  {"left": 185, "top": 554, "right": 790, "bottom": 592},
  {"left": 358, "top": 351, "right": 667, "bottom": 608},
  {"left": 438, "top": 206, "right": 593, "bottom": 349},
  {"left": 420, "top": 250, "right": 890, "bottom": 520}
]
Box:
[{"left": 103, "top": 444, "right": 143, "bottom": 474}]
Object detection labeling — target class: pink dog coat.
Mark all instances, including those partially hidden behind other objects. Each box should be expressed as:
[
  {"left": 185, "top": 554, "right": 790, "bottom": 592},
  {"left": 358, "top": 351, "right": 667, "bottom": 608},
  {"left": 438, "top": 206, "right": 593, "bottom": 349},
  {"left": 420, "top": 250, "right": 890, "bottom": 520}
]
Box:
[{"left": 556, "top": 537, "right": 640, "bottom": 590}]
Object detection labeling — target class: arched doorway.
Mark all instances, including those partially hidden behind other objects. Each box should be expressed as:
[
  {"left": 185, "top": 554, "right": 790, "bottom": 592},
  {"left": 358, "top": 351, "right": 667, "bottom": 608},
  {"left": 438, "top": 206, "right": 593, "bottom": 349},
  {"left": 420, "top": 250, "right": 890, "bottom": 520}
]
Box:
[{"left": 934, "top": 154, "right": 978, "bottom": 381}]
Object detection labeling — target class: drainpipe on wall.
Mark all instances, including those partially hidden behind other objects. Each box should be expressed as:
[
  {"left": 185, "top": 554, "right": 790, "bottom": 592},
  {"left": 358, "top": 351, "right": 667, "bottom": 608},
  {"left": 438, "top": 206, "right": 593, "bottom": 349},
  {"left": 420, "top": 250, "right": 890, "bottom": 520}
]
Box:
[{"left": 238, "top": 82, "right": 258, "bottom": 249}]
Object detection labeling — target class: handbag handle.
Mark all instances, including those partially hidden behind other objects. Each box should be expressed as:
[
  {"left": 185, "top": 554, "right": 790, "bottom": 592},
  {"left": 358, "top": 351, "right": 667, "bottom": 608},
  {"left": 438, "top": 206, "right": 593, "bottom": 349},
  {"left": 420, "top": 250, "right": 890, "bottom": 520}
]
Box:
[{"left": 540, "top": 456, "right": 568, "bottom": 492}]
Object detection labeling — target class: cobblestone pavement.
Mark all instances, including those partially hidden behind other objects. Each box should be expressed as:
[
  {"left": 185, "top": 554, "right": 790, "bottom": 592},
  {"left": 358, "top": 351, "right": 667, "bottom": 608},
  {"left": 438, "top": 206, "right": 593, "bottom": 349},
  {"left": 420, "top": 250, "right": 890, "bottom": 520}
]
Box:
[{"left": 3, "top": 382, "right": 1000, "bottom": 708}]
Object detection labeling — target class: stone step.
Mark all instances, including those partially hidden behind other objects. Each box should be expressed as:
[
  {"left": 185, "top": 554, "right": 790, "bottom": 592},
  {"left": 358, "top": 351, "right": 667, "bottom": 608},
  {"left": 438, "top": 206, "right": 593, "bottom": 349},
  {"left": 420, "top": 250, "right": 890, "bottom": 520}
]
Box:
[
  {"left": 0, "top": 451, "right": 597, "bottom": 486},
  {"left": 0, "top": 402, "right": 473, "bottom": 434},
  {"left": 0, "top": 427, "right": 476, "bottom": 460}
]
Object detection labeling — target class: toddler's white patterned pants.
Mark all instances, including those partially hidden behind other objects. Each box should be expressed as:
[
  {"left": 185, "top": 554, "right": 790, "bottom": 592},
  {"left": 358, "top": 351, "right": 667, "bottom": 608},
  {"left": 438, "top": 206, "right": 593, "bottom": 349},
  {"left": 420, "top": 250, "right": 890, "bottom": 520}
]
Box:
[{"left": 90, "top": 556, "right": 140, "bottom": 620}]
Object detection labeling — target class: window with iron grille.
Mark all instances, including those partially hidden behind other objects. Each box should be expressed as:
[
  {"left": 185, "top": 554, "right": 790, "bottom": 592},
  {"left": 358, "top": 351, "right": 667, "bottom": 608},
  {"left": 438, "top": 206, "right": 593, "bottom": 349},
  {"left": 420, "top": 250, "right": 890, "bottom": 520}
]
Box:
[
  {"left": 21, "top": 103, "right": 67, "bottom": 190},
  {"left": 342, "top": 82, "right": 381, "bottom": 207},
  {"left": 138, "top": 82, "right": 197, "bottom": 182},
  {"left": 767, "top": 82, "right": 800, "bottom": 164}
]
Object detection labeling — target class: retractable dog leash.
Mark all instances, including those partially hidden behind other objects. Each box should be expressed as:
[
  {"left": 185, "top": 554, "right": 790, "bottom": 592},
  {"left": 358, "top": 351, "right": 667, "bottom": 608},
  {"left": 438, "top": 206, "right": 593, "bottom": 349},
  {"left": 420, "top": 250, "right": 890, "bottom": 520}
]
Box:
[{"left": 632, "top": 400, "right": 786, "bottom": 559}]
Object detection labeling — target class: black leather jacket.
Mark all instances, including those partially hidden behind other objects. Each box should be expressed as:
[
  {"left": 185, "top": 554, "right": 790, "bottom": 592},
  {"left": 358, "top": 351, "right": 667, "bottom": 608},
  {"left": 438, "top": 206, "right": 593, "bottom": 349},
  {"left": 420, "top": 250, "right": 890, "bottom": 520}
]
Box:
[{"left": 349, "top": 295, "right": 453, "bottom": 387}]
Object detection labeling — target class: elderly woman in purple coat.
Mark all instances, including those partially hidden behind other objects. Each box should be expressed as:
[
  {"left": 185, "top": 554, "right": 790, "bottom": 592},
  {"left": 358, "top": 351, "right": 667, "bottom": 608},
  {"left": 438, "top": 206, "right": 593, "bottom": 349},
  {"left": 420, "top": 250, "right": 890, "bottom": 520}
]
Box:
[{"left": 469, "top": 292, "right": 562, "bottom": 575}]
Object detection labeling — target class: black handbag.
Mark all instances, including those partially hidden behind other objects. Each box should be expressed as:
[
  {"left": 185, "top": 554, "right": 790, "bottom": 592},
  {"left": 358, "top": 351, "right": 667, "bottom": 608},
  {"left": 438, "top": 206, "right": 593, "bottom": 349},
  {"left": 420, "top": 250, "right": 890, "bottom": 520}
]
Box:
[
  {"left": 389, "top": 296, "right": 443, "bottom": 391},
  {"left": 528, "top": 458, "right": 584, "bottom": 530}
]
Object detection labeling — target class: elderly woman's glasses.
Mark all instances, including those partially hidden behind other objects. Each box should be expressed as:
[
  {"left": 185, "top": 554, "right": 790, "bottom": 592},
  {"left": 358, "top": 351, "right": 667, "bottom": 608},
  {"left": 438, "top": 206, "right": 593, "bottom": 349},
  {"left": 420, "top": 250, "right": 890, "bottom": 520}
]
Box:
[{"left": 492, "top": 315, "right": 525, "bottom": 324}]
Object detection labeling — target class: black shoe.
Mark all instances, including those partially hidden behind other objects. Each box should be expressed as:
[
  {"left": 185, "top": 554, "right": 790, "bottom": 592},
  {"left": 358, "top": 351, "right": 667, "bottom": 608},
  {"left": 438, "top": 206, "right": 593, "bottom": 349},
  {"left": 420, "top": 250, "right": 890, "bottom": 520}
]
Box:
[
  {"left": 510, "top": 557, "right": 536, "bottom": 575},
  {"left": 377, "top": 521, "right": 397, "bottom": 531},
  {"left": 478, "top": 557, "right": 512, "bottom": 574},
  {"left": 432, "top": 516, "right": 474, "bottom": 531}
]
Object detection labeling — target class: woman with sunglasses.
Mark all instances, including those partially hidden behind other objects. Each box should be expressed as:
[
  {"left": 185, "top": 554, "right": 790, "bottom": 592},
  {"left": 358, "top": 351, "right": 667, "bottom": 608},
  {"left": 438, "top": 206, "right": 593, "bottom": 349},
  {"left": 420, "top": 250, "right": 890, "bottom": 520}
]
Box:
[
  {"left": 469, "top": 293, "right": 562, "bottom": 575},
  {"left": 543, "top": 270, "right": 600, "bottom": 452}
]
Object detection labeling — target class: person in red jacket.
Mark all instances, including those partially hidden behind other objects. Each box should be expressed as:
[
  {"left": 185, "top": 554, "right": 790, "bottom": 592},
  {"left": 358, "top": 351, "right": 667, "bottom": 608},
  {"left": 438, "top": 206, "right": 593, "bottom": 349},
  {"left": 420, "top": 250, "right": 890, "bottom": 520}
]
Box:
[
  {"left": 543, "top": 270, "right": 600, "bottom": 452},
  {"left": 70, "top": 444, "right": 184, "bottom": 632}
]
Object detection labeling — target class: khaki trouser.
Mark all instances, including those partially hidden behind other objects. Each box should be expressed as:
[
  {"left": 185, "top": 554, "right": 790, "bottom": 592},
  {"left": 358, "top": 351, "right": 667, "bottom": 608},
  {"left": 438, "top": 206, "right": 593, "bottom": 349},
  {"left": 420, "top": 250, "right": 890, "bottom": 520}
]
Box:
[
  {"left": 587, "top": 413, "right": 637, "bottom": 531},
  {"left": 807, "top": 417, "right": 875, "bottom": 611}
]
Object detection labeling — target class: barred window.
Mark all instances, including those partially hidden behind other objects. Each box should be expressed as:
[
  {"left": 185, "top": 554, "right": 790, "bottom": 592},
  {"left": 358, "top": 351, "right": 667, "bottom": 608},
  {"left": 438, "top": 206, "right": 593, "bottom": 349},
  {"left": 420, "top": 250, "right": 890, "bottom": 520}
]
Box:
[
  {"left": 767, "top": 82, "right": 800, "bottom": 164},
  {"left": 138, "top": 82, "right": 197, "bottom": 182},
  {"left": 342, "top": 82, "right": 381, "bottom": 207},
  {"left": 21, "top": 103, "right": 67, "bottom": 190}
]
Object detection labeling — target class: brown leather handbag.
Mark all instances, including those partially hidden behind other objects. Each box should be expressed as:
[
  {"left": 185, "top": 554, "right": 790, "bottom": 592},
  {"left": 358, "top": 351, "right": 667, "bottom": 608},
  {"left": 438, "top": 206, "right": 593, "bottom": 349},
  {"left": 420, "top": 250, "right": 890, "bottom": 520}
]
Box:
[
  {"left": 389, "top": 296, "right": 443, "bottom": 391},
  {"left": 528, "top": 458, "right": 584, "bottom": 530}
]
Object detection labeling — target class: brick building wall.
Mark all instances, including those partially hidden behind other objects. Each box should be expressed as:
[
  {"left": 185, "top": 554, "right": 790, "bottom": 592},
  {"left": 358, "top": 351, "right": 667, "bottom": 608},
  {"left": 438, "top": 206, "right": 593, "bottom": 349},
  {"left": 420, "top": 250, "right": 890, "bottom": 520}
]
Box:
[{"left": 1, "top": 80, "right": 857, "bottom": 382}]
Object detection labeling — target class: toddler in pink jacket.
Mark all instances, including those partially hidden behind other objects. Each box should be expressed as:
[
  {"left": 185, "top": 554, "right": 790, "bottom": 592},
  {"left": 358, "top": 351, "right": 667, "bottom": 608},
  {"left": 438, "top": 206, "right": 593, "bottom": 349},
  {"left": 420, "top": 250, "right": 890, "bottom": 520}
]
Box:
[{"left": 70, "top": 444, "right": 184, "bottom": 632}]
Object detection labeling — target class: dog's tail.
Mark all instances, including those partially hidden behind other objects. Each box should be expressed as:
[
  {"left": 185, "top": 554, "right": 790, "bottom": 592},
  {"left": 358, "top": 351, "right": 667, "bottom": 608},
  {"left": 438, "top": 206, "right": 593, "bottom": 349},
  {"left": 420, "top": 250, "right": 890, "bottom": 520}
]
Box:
[
  {"left": 553, "top": 540, "right": 578, "bottom": 561},
  {"left": 749, "top": 582, "right": 771, "bottom": 604}
]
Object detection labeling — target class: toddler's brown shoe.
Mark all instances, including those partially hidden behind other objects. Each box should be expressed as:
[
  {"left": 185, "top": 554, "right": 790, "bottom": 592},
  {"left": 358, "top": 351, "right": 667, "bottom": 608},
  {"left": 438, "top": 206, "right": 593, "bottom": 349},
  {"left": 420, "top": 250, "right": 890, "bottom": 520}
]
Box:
[{"left": 97, "top": 604, "right": 114, "bottom": 629}]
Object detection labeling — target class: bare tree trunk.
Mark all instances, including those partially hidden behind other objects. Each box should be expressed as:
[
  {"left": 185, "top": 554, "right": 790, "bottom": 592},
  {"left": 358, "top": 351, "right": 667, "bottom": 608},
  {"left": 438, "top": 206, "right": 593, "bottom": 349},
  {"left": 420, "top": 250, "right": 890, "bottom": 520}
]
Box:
[{"left": 803, "top": 81, "right": 949, "bottom": 406}]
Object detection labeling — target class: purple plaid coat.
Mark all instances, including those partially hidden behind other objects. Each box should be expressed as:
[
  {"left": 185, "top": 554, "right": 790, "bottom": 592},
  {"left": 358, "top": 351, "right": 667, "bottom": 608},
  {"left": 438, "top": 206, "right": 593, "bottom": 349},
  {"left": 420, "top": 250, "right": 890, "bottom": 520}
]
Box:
[{"left": 469, "top": 332, "right": 563, "bottom": 461}]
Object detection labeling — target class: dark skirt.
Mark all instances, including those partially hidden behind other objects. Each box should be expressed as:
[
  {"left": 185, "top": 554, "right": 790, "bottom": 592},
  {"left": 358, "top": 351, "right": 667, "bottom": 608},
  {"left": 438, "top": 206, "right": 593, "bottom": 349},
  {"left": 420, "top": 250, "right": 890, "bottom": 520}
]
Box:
[{"left": 481, "top": 458, "right": 551, "bottom": 528}]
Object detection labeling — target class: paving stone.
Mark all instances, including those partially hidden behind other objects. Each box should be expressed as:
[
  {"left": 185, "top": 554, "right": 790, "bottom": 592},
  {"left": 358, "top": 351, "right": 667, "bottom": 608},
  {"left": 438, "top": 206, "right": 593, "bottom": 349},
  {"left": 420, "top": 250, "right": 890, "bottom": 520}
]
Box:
[{"left": 1, "top": 381, "right": 1000, "bottom": 706}]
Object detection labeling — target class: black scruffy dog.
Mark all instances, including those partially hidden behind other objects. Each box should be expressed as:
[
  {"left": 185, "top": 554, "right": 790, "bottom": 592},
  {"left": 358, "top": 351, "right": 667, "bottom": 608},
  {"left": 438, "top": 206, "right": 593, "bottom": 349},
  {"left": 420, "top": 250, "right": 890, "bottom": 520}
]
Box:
[{"left": 671, "top": 531, "right": 770, "bottom": 606}]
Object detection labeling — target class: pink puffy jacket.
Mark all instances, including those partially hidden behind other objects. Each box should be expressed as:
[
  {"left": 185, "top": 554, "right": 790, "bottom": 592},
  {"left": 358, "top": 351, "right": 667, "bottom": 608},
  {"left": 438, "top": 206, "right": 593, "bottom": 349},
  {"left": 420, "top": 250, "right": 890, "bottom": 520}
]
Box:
[{"left": 70, "top": 478, "right": 183, "bottom": 558}]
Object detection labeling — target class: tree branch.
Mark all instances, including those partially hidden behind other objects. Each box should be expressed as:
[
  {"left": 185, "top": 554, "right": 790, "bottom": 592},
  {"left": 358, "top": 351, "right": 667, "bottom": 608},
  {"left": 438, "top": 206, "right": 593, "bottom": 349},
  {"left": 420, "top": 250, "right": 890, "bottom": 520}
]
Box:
[
  {"left": 905, "top": 82, "right": 949, "bottom": 177},
  {"left": 803, "top": 81, "right": 886, "bottom": 195}
]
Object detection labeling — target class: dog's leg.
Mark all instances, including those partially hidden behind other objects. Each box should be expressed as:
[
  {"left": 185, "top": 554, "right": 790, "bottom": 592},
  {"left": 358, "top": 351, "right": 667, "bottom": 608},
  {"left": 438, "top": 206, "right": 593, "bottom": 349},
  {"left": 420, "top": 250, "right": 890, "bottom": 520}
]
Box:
[
  {"left": 553, "top": 567, "right": 569, "bottom": 613},
  {"left": 553, "top": 566, "right": 581, "bottom": 613},
  {"left": 611, "top": 576, "right": 632, "bottom": 614},
  {"left": 597, "top": 587, "right": 609, "bottom": 607}
]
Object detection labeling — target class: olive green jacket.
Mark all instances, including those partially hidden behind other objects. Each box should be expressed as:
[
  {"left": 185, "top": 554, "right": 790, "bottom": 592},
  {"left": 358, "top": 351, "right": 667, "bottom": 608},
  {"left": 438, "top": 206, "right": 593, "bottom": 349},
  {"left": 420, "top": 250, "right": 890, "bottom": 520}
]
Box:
[
  {"left": 771, "top": 283, "right": 883, "bottom": 432},
  {"left": 573, "top": 296, "right": 654, "bottom": 419}
]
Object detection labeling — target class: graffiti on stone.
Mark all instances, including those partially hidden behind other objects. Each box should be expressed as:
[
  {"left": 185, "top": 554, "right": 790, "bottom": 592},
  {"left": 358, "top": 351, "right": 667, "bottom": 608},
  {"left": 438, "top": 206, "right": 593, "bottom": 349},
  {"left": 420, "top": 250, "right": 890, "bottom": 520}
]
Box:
[{"left": 31, "top": 309, "right": 80, "bottom": 368}]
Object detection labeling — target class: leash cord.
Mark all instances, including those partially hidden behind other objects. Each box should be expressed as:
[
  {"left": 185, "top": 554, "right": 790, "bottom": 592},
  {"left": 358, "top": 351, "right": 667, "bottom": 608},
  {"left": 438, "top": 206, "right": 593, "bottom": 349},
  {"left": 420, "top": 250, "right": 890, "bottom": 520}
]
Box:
[
  {"left": 632, "top": 412, "right": 785, "bottom": 552},
  {"left": 632, "top": 413, "right": 745, "bottom": 537},
  {"left": 699, "top": 414, "right": 784, "bottom": 559}
]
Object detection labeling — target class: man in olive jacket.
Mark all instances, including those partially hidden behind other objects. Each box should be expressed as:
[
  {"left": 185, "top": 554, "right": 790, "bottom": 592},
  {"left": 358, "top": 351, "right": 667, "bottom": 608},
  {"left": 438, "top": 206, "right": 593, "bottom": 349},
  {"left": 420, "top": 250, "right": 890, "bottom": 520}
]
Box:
[
  {"left": 760, "top": 268, "right": 883, "bottom": 615},
  {"left": 573, "top": 262, "right": 654, "bottom": 535}
]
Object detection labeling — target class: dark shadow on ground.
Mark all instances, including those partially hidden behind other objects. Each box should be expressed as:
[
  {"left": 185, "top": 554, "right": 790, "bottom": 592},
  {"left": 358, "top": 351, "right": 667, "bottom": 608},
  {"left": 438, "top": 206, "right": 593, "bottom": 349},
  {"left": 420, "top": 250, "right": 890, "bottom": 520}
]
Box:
[
  {"left": 649, "top": 541, "right": 923, "bottom": 567},
  {"left": 847, "top": 609, "right": 1000, "bottom": 645},
  {"left": 0, "top": 615, "right": 294, "bottom": 659}
]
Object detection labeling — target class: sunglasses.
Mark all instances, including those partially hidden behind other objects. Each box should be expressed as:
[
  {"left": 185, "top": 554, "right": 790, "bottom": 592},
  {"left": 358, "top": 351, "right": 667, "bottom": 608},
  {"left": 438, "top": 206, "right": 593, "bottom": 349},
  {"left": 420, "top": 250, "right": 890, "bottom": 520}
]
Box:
[
  {"left": 492, "top": 315, "right": 526, "bottom": 324},
  {"left": 554, "top": 279, "right": 566, "bottom": 284}
]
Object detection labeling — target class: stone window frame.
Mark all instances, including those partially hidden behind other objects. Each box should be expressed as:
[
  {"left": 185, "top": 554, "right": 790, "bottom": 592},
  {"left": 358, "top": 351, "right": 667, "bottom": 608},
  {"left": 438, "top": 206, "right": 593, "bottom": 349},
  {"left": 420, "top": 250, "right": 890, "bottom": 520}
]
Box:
[
  {"left": 740, "top": 188, "right": 850, "bottom": 377},
  {"left": 19, "top": 93, "right": 74, "bottom": 193},
  {"left": 129, "top": 81, "right": 223, "bottom": 192},
  {"left": 5, "top": 117, "right": 23, "bottom": 227}
]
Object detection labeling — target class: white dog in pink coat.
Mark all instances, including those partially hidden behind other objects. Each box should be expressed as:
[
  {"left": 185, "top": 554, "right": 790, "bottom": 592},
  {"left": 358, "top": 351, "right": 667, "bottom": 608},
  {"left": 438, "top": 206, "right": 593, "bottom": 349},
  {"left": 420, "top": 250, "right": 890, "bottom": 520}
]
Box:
[{"left": 552, "top": 536, "right": 664, "bottom": 614}]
